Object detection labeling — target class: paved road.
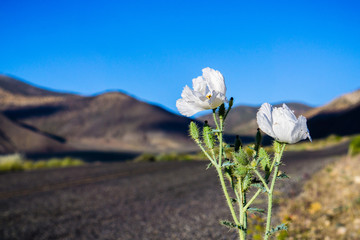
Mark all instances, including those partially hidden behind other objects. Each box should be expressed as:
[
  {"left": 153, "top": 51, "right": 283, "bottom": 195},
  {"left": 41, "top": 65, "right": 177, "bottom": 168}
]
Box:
[{"left": 0, "top": 143, "right": 348, "bottom": 240}]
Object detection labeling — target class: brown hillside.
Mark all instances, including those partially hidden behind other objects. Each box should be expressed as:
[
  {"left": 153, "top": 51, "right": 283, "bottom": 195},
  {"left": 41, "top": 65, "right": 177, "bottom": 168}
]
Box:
[
  {"left": 0, "top": 75, "right": 197, "bottom": 152},
  {"left": 305, "top": 89, "right": 360, "bottom": 118},
  {"left": 0, "top": 113, "right": 68, "bottom": 154},
  {"left": 3, "top": 91, "right": 196, "bottom": 152},
  {"left": 0, "top": 75, "right": 79, "bottom": 109}
]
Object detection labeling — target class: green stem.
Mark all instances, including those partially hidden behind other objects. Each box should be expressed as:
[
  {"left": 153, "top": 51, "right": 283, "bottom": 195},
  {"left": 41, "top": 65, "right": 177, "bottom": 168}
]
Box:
[
  {"left": 264, "top": 143, "right": 286, "bottom": 240},
  {"left": 243, "top": 189, "right": 262, "bottom": 210},
  {"left": 216, "top": 167, "right": 241, "bottom": 230},
  {"left": 254, "top": 169, "right": 270, "bottom": 193},
  {"left": 212, "top": 109, "right": 220, "bottom": 132},
  {"left": 197, "top": 142, "right": 217, "bottom": 167},
  {"left": 218, "top": 116, "right": 224, "bottom": 166},
  {"left": 235, "top": 188, "right": 245, "bottom": 240},
  {"left": 217, "top": 116, "right": 245, "bottom": 240},
  {"left": 243, "top": 191, "right": 247, "bottom": 239}
]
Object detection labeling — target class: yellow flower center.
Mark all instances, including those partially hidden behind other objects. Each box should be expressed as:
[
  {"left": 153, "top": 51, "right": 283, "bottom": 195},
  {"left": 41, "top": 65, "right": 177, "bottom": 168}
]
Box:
[{"left": 206, "top": 94, "right": 212, "bottom": 99}]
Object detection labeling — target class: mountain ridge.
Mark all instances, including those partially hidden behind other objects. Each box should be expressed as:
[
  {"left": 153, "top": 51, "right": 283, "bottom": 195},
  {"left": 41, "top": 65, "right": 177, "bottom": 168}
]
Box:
[
  {"left": 0, "top": 75, "right": 197, "bottom": 153},
  {"left": 0, "top": 74, "right": 359, "bottom": 154}
]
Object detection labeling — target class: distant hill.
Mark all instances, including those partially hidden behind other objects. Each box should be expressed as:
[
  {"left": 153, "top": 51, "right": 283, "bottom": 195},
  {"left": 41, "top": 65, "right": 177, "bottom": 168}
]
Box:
[
  {"left": 1, "top": 74, "right": 358, "bottom": 154},
  {"left": 305, "top": 89, "right": 360, "bottom": 118},
  {"left": 0, "top": 75, "right": 196, "bottom": 153},
  {"left": 0, "top": 75, "right": 79, "bottom": 110},
  {"left": 0, "top": 113, "right": 68, "bottom": 154},
  {"left": 0, "top": 75, "right": 74, "bottom": 97},
  {"left": 307, "top": 89, "right": 360, "bottom": 139},
  {"left": 198, "top": 102, "right": 312, "bottom": 136}
]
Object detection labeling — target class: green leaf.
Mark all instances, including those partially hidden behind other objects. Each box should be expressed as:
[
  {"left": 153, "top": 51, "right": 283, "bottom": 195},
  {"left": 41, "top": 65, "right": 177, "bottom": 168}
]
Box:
[
  {"left": 206, "top": 162, "right": 212, "bottom": 170},
  {"left": 277, "top": 172, "right": 290, "bottom": 179},
  {"left": 242, "top": 172, "right": 253, "bottom": 191},
  {"left": 248, "top": 208, "right": 265, "bottom": 213},
  {"left": 220, "top": 220, "right": 245, "bottom": 230},
  {"left": 235, "top": 164, "right": 248, "bottom": 178},
  {"left": 252, "top": 183, "right": 268, "bottom": 193},
  {"left": 267, "top": 223, "right": 288, "bottom": 235},
  {"left": 222, "top": 161, "right": 235, "bottom": 167},
  {"left": 232, "top": 149, "right": 249, "bottom": 165},
  {"left": 258, "top": 148, "right": 270, "bottom": 171},
  {"left": 189, "top": 121, "right": 200, "bottom": 141},
  {"left": 202, "top": 121, "right": 215, "bottom": 149},
  {"left": 211, "top": 129, "right": 222, "bottom": 133}
]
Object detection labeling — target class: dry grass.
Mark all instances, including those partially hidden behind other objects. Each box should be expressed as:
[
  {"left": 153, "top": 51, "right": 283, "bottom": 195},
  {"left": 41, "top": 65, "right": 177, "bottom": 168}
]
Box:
[
  {"left": 285, "top": 134, "right": 347, "bottom": 152},
  {"left": 278, "top": 153, "right": 360, "bottom": 239},
  {"left": 0, "top": 154, "right": 85, "bottom": 172}
]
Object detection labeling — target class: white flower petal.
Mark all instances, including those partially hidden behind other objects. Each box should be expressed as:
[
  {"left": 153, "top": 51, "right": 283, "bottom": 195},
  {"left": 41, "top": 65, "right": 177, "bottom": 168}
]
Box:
[
  {"left": 256, "top": 103, "right": 276, "bottom": 139},
  {"left": 176, "top": 99, "right": 205, "bottom": 117},
  {"left": 192, "top": 76, "right": 209, "bottom": 96},
  {"left": 272, "top": 106, "right": 296, "bottom": 143},
  {"left": 202, "top": 67, "right": 226, "bottom": 95},
  {"left": 281, "top": 104, "right": 297, "bottom": 122},
  {"left": 290, "top": 115, "right": 312, "bottom": 143},
  {"left": 257, "top": 103, "right": 311, "bottom": 144},
  {"left": 176, "top": 68, "right": 228, "bottom": 117},
  {"left": 208, "top": 91, "right": 226, "bottom": 109}
]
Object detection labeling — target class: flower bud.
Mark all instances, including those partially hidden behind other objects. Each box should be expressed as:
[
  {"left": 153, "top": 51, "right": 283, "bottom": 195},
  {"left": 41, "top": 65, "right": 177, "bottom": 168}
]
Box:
[
  {"left": 218, "top": 103, "right": 226, "bottom": 118},
  {"left": 189, "top": 121, "right": 200, "bottom": 141},
  {"left": 255, "top": 128, "right": 262, "bottom": 152},
  {"left": 234, "top": 135, "right": 242, "bottom": 152},
  {"left": 229, "top": 97, "right": 234, "bottom": 108},
  {"left": 203, "top": 121, "right": 215, "bottom": 149}
]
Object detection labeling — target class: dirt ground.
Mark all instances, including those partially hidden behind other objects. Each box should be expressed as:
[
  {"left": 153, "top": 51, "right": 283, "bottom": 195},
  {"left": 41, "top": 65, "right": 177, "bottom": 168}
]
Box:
[{"left": 0, "top": 142, "right": 348, "bottom": 240}]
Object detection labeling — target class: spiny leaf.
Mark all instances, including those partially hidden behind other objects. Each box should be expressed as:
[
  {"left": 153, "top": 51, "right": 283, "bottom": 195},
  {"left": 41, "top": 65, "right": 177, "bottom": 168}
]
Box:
[
  {"left": 252, "top": 183, "right": 268, "bottom": 193},
  {"left": 232, "top": 149, "right": 249, "bottom": 165},
  {"left": 277, "top": 172, "right": 290, "bottom": 179},
  {"left": 222, "top": 161, "right": 235, "bottom": 168},
  {"left": 235, "top": 164, "right": 248, "bottom": 178},
  {"left": 206, "top": 162, "right": 213, "bottom": 170},
  {"left": 202, "top": 121, "right": 215, "bottom": 149},
  {"left": 273, "top": 141, "right": 282, "bottom": 153},
  {"left": 245, "top": 146, "right": 255, "bottom": 157},
  {"left": 220, "top": 220, "right": 245, "bottom": 230},
  {"left": 212, "top": 129, "right": 222, "bottom": 133},
  {"left": 258, "top": 148, "right": 270, "bottom": 171},
  {"left": 242, "top": 172, "right": 253, "bottom": 191},
  {"left": 189, "top": 121, "right": 200, "bottom": 141},
  {"left": 224, "top": 167, "right": 237, "bottom": 190},
  {"left": 248, "top": 208, "right": 265, "bottom": 213},
  {"left": 267, "top": 223, "right": 288, "bottom": 235}
]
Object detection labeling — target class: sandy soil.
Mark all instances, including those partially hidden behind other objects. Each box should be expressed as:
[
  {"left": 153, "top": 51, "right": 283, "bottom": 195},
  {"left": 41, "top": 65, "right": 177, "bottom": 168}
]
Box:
[{"left": 0, "top": 142, "right": 348, "bottom": 240}]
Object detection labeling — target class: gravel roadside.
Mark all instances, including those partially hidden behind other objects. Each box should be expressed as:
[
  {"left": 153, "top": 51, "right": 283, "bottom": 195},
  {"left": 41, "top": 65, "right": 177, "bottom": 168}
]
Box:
[{"left": 0, "top": 142, "right": 348, "bottom": 240}]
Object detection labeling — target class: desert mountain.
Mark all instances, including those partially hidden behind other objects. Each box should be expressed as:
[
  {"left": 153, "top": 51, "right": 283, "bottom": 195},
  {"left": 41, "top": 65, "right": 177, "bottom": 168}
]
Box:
[
  {"left": 305, "top": 89, "right": 360, "bottom": 118},
  {"left": 198, "top": 103, "right": 312, "bottom": 136},
  {"left": 307, "top": 89, "right": 360, "bottom": 139},
  {"left": 0, "top": 75, "right": 196, "bottom": 153},
  {"left": 0, "top": 75, "right": 79, "bottom": 110},
  {"left": 0, "top": 113, "right": 68, "bottom": 154}
]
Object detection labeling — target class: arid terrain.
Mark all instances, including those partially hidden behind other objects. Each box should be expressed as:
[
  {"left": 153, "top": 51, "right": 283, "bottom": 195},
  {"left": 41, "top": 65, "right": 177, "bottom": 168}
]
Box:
[{"left": 0, "top": 142, "right": 348, "bottom": 240}]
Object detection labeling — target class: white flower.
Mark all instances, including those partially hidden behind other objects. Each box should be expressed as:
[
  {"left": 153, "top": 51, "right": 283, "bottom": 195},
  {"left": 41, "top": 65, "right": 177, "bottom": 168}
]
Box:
[
  {"left": 176, "top": 67, "right": 227, "bottom": 117},
  {"left": 256, "top": 103, "right": 312, "bottom": 144}
]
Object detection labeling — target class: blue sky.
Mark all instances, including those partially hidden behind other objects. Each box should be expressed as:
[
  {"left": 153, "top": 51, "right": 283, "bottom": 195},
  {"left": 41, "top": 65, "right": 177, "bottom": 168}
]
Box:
[{"left": 1, "top": 0, "right": 359, "bottom": 115}]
